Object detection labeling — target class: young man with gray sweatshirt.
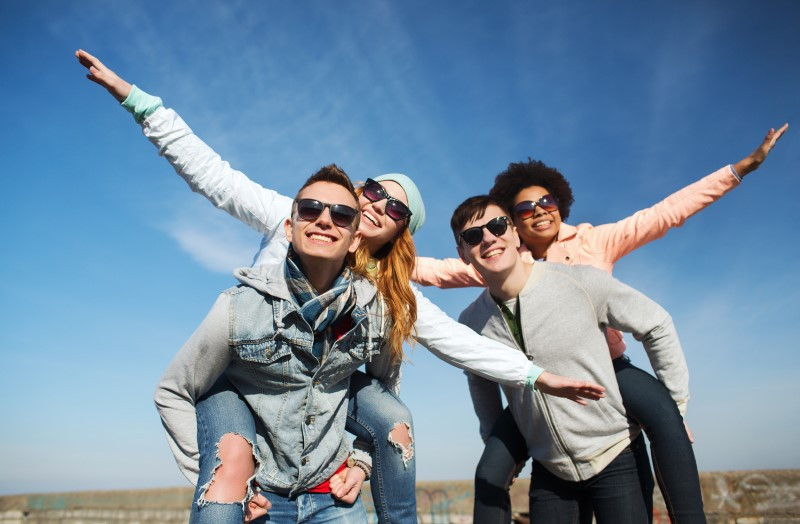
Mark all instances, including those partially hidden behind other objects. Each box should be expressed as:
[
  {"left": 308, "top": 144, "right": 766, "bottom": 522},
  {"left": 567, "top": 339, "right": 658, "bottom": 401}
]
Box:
[{"left": 452, "top": 195, "right": 690, "bottom": 524}]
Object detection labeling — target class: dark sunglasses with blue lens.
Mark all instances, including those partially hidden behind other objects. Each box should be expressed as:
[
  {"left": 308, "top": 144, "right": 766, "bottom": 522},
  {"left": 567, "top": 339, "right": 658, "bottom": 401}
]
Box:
[
  {"left": 459, "top": 216, "right": 510, "bottom": 246},
  {"left": 295, "top": 198, "right": 358, "bottom": 228}
]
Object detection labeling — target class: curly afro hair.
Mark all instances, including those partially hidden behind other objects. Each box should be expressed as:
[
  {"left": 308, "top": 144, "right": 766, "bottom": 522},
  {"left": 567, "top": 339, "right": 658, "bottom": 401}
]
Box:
[{"left": 489, "top": 158, "right": 575, "bottom": 221}]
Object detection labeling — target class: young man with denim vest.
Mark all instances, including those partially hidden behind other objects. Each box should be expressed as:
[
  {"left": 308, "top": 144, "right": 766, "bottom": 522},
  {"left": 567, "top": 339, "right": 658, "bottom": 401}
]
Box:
[
  {"left": 155, "top": 165, "right": 398, "bottom": 523},
  {"left": 452, "top": 195, "right": 690, "bottom": 523}
]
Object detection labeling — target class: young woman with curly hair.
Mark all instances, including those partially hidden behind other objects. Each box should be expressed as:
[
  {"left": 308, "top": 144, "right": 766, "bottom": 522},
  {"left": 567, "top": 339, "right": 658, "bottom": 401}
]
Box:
[{"left": 414, "top": 127, "right": 787, "bottom": 523}]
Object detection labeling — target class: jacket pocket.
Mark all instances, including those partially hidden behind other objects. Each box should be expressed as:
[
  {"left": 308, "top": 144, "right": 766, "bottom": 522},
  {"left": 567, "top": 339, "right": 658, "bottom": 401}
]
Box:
[
  {"left": 234, "top": 338, "right": 291, "bottom": 365},
  {"left": 594, "top": 396, "right": 625, "bottom": 427},
  {"left": 345, "top": 336, "right": 383, "bottom": 362}
]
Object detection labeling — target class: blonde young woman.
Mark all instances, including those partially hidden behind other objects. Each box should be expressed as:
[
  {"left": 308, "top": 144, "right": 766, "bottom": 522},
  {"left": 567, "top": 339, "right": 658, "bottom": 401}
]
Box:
[{"left": 77, "top": 50, "right": 605, "bottom": 523}]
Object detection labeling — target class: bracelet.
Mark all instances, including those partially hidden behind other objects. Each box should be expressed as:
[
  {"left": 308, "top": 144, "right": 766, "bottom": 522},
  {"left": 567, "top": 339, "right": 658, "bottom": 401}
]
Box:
[{"left": 346, "top": 456, "right": 372, "bottom": 480}]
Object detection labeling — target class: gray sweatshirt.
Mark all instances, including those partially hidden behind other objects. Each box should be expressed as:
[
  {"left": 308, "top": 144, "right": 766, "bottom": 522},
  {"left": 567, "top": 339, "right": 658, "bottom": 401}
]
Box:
[{"left": 460, "top": 262, "right": 689, "bottom": 482}]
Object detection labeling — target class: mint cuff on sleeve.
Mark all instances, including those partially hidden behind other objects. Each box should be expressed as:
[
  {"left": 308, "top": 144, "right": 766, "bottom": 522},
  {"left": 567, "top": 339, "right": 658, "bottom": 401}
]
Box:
[
  {"left": 525, "top": 364, "right": 544, "bottom": 391},
  {"left": 121, "top": 84, "right": 163, "bottom": 124}
]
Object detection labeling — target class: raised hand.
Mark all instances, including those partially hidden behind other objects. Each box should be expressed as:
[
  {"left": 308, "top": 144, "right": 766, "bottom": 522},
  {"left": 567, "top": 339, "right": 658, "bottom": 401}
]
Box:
[
  {"left": 75, "top": 49, "right": 132, "bottom": 102},
  {"left": 734, "top": 123, "right": 789, "bottom": 177},
  {"left": 534, "top": 371, "right": 606, "bottom": 405}
]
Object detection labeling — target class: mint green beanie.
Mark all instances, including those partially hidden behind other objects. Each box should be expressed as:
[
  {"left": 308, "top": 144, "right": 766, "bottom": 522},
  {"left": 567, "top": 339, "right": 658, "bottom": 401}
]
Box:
[{"left": 373, "top": 173, "right": 426, "bottom": 236}]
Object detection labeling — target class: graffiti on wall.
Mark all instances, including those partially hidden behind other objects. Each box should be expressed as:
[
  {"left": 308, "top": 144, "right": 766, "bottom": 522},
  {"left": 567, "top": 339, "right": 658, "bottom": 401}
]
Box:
[{"left": 707, "top": 473, "right": 800, "bottom": 515}]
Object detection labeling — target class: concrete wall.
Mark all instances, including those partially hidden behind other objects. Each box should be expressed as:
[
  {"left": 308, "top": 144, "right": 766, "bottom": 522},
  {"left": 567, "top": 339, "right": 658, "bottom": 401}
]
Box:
[
  {"left": 1, "top": 470, "right": 798, "bottom": 523},
  {"left": 0, "top": 487, "right": 191, "bottom": 524}
]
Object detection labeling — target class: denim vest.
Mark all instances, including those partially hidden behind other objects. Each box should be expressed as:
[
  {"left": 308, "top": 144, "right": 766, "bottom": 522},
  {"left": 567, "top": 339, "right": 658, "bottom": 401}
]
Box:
[{"left": 224, "top": 263, "right": 390, "bottom": 495}]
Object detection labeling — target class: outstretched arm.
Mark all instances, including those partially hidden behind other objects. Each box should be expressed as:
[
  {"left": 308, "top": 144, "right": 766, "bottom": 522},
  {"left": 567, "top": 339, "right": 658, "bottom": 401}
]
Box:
[
  {"left": 412, "top": 256, "right": 486, "bottom": 288},
  {"left": 76, "top": 50, "right": 293, "bottom": 266},
  {"left": 465, "top": 369, "right": 605, "bottom": 434},
  {"left": 534, "top": 371, "right": 606, "bottom": 406},
  {"left": 415, "top": 287, "right": 605, "bottom": 401},
  {"left": 413, "top": 244, "right": 537, "bottom": 289},
  {"left": 733, "top": 123, "right": 788, "bottom": 177},
  {"left": 75, "top": 49, "right": 132, "bottom": 102},
  {"left": 587, "top": 123, "right": 789, "bottom": 264}
]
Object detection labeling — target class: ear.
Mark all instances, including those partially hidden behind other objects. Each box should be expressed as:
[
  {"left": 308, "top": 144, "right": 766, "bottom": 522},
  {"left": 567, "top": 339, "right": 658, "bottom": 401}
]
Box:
[
  {"left": 283, "top": 217, "right": 293, "bottom": 243},
  {"left": 511, "top": 226, "right": 521, "bottom": 250},
  {"left": 457, "top": 243, "right": 471, "bottom": 265},
  {"left": 347, "top": 230, "right": 362, "bottom": 254}
]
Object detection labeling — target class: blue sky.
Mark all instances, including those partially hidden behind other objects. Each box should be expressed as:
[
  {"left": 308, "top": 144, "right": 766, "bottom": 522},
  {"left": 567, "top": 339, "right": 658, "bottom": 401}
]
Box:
[{"left": 1, "top": 0, "right": 798, "bottom": 495}]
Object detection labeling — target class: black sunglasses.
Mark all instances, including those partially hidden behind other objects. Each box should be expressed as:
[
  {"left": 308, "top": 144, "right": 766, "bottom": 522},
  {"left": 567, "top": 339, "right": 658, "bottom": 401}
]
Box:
[
  {"left": 512, "top": 194, "right": 559, "bottom": 220},
  {"left": 362, "top": 178, "right": 413, "bottom": 221},
  {"left": 459, "top": 216, "right": 510, "bottom": 246},
  {"left": 294, "top": 199, "right": 358, "bottom": 228}
]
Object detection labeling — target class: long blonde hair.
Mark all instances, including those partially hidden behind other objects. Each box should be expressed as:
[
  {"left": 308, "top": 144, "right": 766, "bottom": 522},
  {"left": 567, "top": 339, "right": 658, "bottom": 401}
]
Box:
[{"left": 352, "top": 191, "right": 418, "bottom": 364}]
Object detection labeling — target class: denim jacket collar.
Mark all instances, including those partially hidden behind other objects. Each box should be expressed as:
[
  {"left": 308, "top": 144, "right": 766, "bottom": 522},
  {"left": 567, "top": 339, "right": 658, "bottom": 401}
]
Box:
[{"left": 233, "top": 260, "right": 378, "bottom": 308}]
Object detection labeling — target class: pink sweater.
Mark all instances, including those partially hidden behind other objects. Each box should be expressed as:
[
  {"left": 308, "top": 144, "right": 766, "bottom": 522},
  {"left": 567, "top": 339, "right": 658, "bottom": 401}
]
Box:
[{"left": 413, "top": 165, "right": 740, "bottom": 357}]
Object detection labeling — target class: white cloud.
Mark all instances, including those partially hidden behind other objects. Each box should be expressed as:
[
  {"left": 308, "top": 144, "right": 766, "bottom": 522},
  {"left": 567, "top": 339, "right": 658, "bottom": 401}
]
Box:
[{"left": 161, "top": 200, "right": 262, "bottom": 273}]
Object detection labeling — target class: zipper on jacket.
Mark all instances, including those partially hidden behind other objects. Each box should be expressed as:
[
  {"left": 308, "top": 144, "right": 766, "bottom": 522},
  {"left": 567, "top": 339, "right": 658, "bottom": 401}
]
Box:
[
  {"left": 494, "top": 298, "right": 527, "bottom": 356},
  {"left": 495, "top": 291, "right": 581, "bottom": 478},
  {"left": 494, "top": 300, "right": 580, "bottom": 478},
  {"left": 540, "top": 394, "right": 581, "bottom": 479}
]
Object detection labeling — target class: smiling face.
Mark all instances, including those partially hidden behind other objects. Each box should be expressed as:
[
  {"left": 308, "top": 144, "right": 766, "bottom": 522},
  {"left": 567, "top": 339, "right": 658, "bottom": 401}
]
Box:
[
  {"left": 284, "top": 181, "right": 361, "bottom": 268},
  {"left": 511, "top": 185, "right": 562, "bottom": 253},
  {"left": 357, "top": 179, "right": 409, "bottom": 253},
  {"left": 457, "top": 204, "right": 522, "bottom": 278}
]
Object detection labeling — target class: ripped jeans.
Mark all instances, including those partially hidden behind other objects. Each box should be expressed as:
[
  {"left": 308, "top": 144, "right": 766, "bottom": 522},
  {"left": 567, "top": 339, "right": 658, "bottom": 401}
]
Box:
[
  {"left": 192, "top": 376, "right": 260, "bottom": 523},
  {"left": 346, "top": 371, "right": 416, "bottom": 523},
  {"left": 191, "top": 371, "right": 416, "bottom": 523}
]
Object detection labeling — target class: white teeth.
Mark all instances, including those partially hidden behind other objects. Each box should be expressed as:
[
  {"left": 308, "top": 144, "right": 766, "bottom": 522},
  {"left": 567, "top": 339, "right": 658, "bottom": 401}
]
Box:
[
  {"left": 533, "top": 220, "right": 552, "bottom": 227},
  {"left": 484, "top": 248, "right": 503, "bottom": 259},
  {"left": 309, "top": 234, "right": 333, "bottom": 243},
  {"left": 363, "top": 211, "right": 379, "bottom": 226}
]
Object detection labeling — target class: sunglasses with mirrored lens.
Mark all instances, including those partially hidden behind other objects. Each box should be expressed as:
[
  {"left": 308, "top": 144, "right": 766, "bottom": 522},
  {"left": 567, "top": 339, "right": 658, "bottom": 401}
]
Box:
[
  {"left": 295, "top": 199, "right": 358, "bottom": 228},
  {"left": 512, "top": 194, "right": 559, "bottom": 220},
  {"left": 362, "top": 179, "right": 413, "bottom": 221},
  {"left": 459, "top": 216, "right": 510, "bottom": 246}
]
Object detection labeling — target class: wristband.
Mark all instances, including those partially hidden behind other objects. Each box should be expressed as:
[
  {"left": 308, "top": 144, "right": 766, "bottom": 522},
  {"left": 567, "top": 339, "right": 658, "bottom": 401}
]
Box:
[{"left": 347, "top": 455, "right": 372, "bottom": 480}]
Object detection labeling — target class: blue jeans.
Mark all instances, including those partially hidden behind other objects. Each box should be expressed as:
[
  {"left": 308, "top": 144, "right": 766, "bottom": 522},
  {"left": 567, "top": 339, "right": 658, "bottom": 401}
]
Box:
[
  {"left": 529, "top": 436, "right": 650, "bottom": 524},
  {"left": 251, "top": 491, "right": 367, "bottom": 523},
  {"left": 346, "top": 371, "right": 417, "bottom": 523},
  {"left": 614, "top": 356, "right": 705, "bottom": 523},
  {"left": 473, "top": 406, "right": 529, "bottom": 523},
  {"left": 192, "top": 372, "right": 416, "bottom": 524},
  {"left": 474, "top": 357, "right": 703, "bottom": 523},
  {"left": 191, "top": 376, "right": 258, "bottom": 524}
]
